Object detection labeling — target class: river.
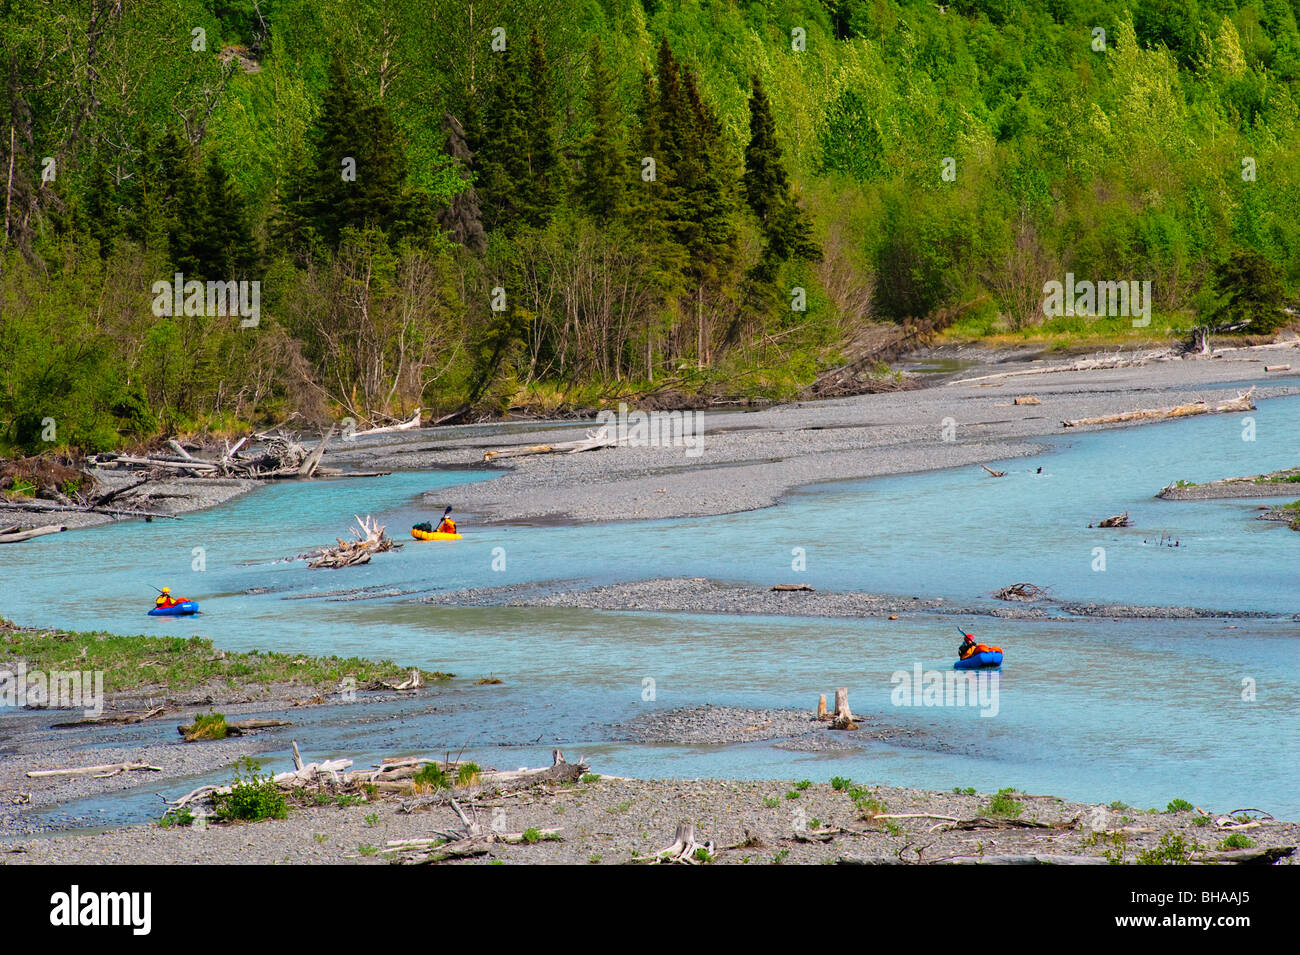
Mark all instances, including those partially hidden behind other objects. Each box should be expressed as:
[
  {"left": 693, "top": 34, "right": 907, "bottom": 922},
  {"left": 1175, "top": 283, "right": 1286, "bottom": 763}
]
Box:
[{"left": 3, "top": 395, "right": 1297, "bottom": 819}]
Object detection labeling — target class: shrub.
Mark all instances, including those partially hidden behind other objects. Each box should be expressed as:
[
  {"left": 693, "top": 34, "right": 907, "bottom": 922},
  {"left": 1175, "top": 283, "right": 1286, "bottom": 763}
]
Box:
[{"left": 212, "top": 761, "right": 288, "bottom": 822}]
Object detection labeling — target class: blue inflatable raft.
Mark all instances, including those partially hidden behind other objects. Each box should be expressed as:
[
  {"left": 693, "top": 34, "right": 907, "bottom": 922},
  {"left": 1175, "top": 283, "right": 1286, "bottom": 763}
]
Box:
[
  {"left": 953, "top": 650, "right": 1002, "bottom": 670},
  {"left": 148, "top": 600, "right": 200, "bottom": 617}
]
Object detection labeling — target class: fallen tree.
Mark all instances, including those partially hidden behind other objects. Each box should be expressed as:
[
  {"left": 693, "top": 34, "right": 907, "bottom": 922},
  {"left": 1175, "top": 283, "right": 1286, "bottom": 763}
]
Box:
[
  {"left": 0, "top": 524, "right": 67, "bottom": 543},
  {"left": 950, "top": 351, "right": 1165, "bottom": 387},
  {"left": 306, "top": 515, "right": 397, "bottom": 569},
  {"left": 482, "top": 427, "right": 616, "bottom": 462},
  {"left": 27, "top": 761, "right": 162, "bottom": 779},
  {"left": 350, "top": 409, "right": 422, "bottom": 437},
  {"left": 992, "top": 582, "right": 1048, "bottom": 602},
  {"left": 1062, "top": 389, "right": 1255, "bottom": 428}
]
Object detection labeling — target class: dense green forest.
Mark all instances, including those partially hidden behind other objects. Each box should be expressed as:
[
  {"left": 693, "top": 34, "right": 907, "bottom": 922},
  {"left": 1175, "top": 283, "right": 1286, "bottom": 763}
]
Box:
[{"left": 2, "top": 0, "right": 1299, "bottom": 452}]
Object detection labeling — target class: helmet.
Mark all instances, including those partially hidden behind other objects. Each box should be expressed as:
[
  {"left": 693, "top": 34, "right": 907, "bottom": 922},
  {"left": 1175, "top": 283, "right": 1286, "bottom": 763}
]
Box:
[{"left": 161, "top": 587, "right": 171, "bottom": 594}]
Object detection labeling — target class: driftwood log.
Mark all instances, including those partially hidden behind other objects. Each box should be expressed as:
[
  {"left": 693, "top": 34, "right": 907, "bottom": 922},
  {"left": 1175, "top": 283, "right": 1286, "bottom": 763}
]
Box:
[
  {"left": 27, "top": 761, "right": 163, "bottom": 779},
  {"left": 350, "top": 409, "right": 421, "bottom": 437},
  {"left": 1062, "top": 389, "right": 1255, "bottom": 428},
  {"left": 1094, "top": 511, "right": 1131, "bottom": 527},
  {"left": 178, "top": 718, "right": 291, "bottom": 741},
  {"left": 0, "top": 524, "right": 67, "bottom": 543},
  {"left": 306, "top": 515, "right": 396, "bottom": 569},
  {"left": 949, "top": 352, "right": 1162, "bottom": 387},
  {"left": 386, "top": 796, "right": 562, "bottom": 864},
  {"left": 482, "top": 428, "right": 617, "bottom": 462},
  {"left": 51, "top": 705, "right": 167, "bottom": 728}
]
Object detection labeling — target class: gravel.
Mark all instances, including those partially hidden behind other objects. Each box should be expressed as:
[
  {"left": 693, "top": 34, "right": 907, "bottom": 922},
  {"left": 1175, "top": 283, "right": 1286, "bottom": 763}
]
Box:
[
  {"left": 5, "top": 776, "right": 1296, "bottom": 865},
  {"left": 422, "top": 576, "right": 1287, "bottom": 621}
]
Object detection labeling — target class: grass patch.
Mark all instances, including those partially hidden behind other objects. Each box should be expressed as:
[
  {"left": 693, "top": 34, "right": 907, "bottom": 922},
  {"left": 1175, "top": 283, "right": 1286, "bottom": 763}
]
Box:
[
  {"left": 983, "top": 788, "right": 1024, "bottom": 818},
  {"left": 830, "top": 776, "right": 852, "bottom": 792},
  {"left": 1217, "top": 832, "right": 1255, "bottom": 850},
  {"left": 412, "top": 763, "right": 448, "bottom": 792},
  {"left": 0, "top": 619, "right": 450, "bottom": 695},
  {"left": 1165, "top": 798, "right": 1195, "bottom": 813},
  {"left": 580, "top": 773, "right": 601, "bottom": 784},
  {"left": 185, "top": 712, "right": 228, "bottom": 740}
]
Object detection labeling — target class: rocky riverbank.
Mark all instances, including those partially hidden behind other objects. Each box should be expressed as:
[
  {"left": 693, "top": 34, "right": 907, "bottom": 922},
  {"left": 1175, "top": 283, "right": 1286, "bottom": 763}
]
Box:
[{"left": 4, "top": 769, "right": 1295, "bottom": 865}]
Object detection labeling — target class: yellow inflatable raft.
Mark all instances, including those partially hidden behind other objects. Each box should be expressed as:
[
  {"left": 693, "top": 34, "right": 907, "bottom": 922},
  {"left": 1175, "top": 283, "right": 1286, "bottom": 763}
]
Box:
[{"left": 411, "top": 527, "right": 462, "bottom": 541}]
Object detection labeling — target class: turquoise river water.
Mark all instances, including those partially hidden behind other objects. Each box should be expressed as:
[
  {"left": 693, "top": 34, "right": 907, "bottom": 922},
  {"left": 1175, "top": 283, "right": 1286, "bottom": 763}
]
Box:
[{"left": 2, "top": 390, "right": 1297, "bottom": 820}]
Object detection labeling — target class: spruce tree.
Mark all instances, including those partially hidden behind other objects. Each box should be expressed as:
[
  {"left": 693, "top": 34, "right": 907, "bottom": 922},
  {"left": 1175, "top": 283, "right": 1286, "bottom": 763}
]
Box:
[
  {"left": 195, "top": 154, "right": 258, "bottom": 279},
  {"left": 308, "top": 55, "right": 406, "bottom": 245},
  {"left": 743, "top": 74, "right": 820, "bottom": 265},
  {"left": 155, "top": 129, "right": 204, "bottom": 276},
  {"left": 476, "top": 46, "right": 531, "bottom": 233},
  {"left": 576, "top": 38, "right": 629, "bottom": 223},
  {"left": 521, "top": 29, "right": 565, "bottom": 228}
]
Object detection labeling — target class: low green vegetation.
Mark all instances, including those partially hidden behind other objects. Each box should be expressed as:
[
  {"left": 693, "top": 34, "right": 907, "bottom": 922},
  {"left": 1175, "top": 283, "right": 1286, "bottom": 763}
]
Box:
[
  {"left": 953, "top": 787, "right": 977, "bottom": 796},
  {"left": 1165, "top": 798, "right": 1195, "bottom": 813},
  {"left": 0, "top": 620, "right": 450, "bottom": 694},
  {"left": 186, "top": 712, "right": 229, "bottom": 741},
  {"left": 830, "top": 776, "right": 852, "bottom": 792},
  {"left": 211, "top": 759, "right": 289, "bottom": 823},
  {"left": 412, "top": 763, "right": 448, "bottom": 791},
  {"left": 1218, "top": 832, "right": 1255, "bottom": 850},
  {"left": 1134, "top": 833, "right": 1205, "bottom": 865},
  {"left": 984, "top": 788, "right": 1025, "bottom": 818},
  {"left": 580, "top": 773, "right": 601, "bottom": 785}
]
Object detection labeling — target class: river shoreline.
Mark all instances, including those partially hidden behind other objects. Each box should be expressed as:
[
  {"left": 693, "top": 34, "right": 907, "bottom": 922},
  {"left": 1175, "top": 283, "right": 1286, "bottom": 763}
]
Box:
[
  {"left": 4, "top": 758, "right": 1297, "bottom": 865},
  {"left": 3, "top": 344, "right": 1298, "bottom": 860},
  {"left": 9, "top": 344, "right": 1299, "bottom": 533}
]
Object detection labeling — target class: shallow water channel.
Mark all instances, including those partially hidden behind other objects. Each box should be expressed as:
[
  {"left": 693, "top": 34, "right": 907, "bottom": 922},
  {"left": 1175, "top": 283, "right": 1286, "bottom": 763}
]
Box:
[{"left": 3, "top": 394, "right": 1298, "bottom": 823}]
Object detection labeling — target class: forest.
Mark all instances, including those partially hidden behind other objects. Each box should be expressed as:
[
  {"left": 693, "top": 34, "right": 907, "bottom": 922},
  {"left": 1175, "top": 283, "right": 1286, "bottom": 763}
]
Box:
[{"left": 2, "top": 0, "right": 1299, "bottom": 452}]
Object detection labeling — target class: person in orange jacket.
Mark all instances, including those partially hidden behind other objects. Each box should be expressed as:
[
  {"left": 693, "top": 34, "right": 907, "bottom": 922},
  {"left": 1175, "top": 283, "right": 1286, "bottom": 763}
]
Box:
[
  {"left": 436, "top": 506, "right": 456, "bottom": 535},
  {"left": 958, "top": 630, "right": 1002, "bottom": 659},
  {"left": 155, "top": 587, "right": 177, "bottom": 609}
]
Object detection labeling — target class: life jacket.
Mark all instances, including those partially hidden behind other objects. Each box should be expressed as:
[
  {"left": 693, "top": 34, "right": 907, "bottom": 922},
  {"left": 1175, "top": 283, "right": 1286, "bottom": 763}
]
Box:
[
  {"left": 962, "top": 642, "right": 1002, "bottom": 659},
  {"left": 437, "top": 518, "right": 456, "bottom": 534}
]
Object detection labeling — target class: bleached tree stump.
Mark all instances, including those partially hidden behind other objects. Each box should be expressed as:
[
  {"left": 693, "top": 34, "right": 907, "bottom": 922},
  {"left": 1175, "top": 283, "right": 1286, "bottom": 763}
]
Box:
[{"left": 830, "top": 687, "right": 858, "bottom": 730}]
